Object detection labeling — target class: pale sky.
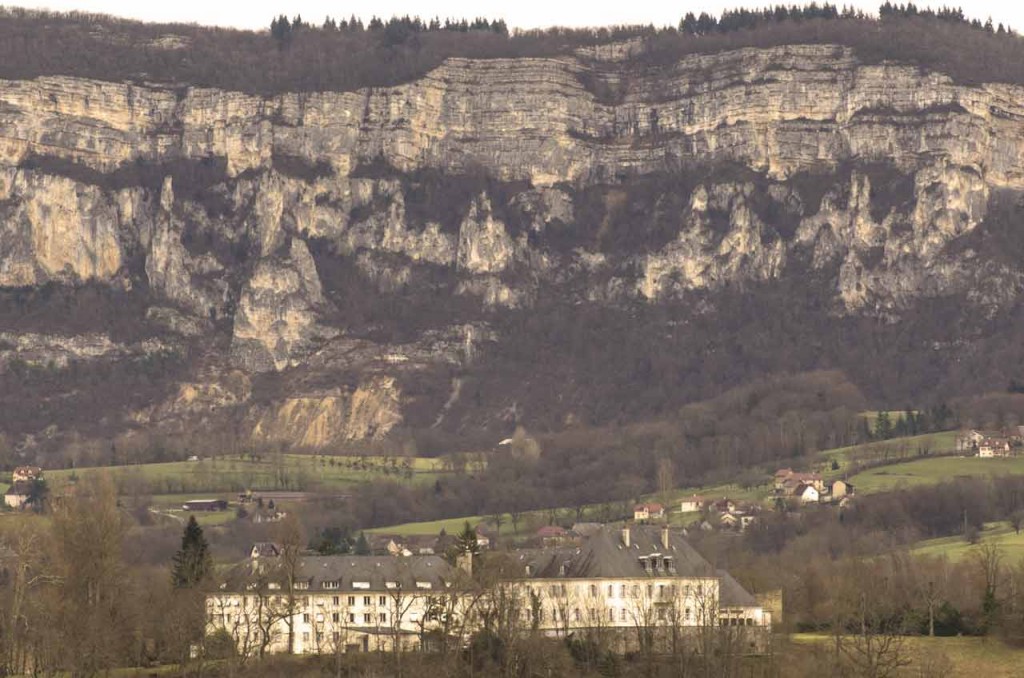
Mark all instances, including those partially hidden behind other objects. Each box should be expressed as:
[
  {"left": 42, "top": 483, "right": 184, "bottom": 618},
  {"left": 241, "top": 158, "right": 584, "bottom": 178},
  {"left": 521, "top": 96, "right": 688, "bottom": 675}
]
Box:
[{"left": 9, "top": 1, "right": 1024, "bottom": 32}]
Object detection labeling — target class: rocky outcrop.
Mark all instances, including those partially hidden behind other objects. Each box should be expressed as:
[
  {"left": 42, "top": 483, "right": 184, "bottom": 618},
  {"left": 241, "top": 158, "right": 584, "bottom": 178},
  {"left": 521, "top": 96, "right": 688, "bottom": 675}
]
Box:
[
  {"left": 250, "top": 376, "right": 403, "bottom": 447},
  {"left": 3, "top": 46, "right": 1024, "bottom": 186},
  {"left": 0, "top": 170, "right": 123, "bottom": 286},
  {"left": 3, "top": 42, "right": 1024, "bottom": 447},
  {"left": 231, "top": 237, "right": 337, "bottom": 372},
  {"left": 638, "top": 183, "right": 787, "bottom": 299},
  {"left": 0, "top": 331, "right": 171, "bottom": 368}
]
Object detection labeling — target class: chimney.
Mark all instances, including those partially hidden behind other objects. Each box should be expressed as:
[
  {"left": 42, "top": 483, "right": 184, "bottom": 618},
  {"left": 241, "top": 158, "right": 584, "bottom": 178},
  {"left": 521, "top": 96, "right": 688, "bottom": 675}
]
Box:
[
  {"left": 661, "top": 525, "right": 670, "bottom": 550},
  {"left": 621, "top": 526, "right": 631, "bottom": 548}
]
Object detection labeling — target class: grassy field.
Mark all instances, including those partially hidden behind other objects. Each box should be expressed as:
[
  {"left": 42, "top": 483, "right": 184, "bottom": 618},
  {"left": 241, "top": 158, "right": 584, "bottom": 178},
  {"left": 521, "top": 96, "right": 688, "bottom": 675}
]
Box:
[
  {"left": 848, "top": 456, "right": 1024, "bottom": 494},
  {"left": 821, "top": 431, "right": 959, "bottom": 469},
  {"left": 367, "top": 514, "right": 489, "bottom": 536},
  {"left": 45, "top": 454, "right": 448, "bottom": 496},
  {"left": 910, "top": 521, "right": 1024, "bottom": 563},
  {"left": 790, "top": 633, "right": 1024, "bottom": 676}
]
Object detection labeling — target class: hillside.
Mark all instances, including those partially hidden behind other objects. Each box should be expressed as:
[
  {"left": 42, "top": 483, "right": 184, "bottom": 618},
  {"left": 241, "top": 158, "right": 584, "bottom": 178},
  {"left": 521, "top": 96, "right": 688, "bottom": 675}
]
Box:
[{"left": 2, "top": 9, "right": 1024, "bottom": 483}]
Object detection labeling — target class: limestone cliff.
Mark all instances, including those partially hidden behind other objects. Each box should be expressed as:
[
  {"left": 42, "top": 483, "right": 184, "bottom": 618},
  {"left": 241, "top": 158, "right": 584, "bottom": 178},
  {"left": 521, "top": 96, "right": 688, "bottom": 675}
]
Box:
[{"left": 1, "top": 42, "right": 1023, "bottom": 451}]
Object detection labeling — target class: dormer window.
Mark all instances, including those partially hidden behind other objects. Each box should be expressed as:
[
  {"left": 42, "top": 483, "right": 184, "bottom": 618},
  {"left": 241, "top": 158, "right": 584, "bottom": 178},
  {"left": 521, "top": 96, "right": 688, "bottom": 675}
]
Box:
[
  {"left": 322, "top": 581, "right": 339, "bottom": 590},
  {"left": 294, "top": 581, "right": 309, "bottom": 590}
]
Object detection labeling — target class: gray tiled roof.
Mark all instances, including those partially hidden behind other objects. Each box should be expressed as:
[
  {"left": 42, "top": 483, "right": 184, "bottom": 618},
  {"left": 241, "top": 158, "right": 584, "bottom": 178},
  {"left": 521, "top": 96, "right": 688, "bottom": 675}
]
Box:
[
  {"left": 717, "top": 570, "right": 758, "bottom": 607},
  {"left": 222, "top": 554, "right": 458, "bottom": 593},
  {"left": 294, "top": 555, "right": 456, "bottom": 591},
  {"left": 514, "top": 526, "right": 717, "bottom": 579}
]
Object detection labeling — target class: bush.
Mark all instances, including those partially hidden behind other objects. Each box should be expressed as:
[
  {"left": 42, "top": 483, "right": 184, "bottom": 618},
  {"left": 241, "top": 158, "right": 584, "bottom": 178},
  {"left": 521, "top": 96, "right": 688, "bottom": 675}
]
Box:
[{"left": 203, "top": 629, "right": 237, "bottom": 659}]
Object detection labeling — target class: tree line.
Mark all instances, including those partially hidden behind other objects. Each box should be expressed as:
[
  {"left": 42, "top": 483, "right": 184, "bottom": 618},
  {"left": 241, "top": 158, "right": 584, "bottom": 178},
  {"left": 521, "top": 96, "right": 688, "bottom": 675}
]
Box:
[
  {"left": 680, "top": 3, "right": 1012, "bottom": 37},
  {"left": 0, "top": 4, "right": 1021, "bottom": 96},
  {"left": 271, "top": 14, "right": 509, "bottom": 45}
]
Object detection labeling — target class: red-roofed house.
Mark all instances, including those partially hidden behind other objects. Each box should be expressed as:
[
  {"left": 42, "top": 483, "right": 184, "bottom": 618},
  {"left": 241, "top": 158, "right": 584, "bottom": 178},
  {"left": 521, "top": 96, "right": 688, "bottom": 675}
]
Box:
[
  {"left": 633, "top": 503, "right": 665, "bottom": 521},
  {"left": 775, "top": 469, "right": 824, "bottom": 492},
  {"left": 536, "top": 525, "right": 569, "bottom": 545},
  {"left": 12, "top": 466, "right": 42, "bottom": 483},
  {"left": 978, "top": 438, "right": 1012, "bottom": 458}
]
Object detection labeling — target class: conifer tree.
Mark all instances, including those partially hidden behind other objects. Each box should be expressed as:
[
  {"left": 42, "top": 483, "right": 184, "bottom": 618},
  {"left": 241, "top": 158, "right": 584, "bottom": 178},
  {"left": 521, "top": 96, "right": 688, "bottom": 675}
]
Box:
[
  {"left": 354, "top": 531, "right": 371, "bottom": 555},
  {"left": 171, "top": 516, "right": 212, "bottom": 588},
  {"left": 456, "top": 520, "right": 480, "bottom": 555}
]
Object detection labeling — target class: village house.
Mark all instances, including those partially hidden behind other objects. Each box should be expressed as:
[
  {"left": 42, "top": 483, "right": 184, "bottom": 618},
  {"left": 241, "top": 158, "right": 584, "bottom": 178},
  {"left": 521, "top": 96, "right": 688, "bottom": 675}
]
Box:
[
  {"left": 4, "top": 467, "right": 43, "bottom": 509},
  {"left": 250, "top": 542, "right": 282, "bottom": 559},
  {"left": 794, "top": 484, "right": 820, "bottom": 504},
  {"left": 679, "top": 495, "right": 706, "bottom": 513},
  {"left": 251, "top": 508, "right": 287, "bottom": 524},
  {"left": 958, "top": 429, "right": 1024, "bottom": 455},
  {"left": 472, "top": 525, "right": 492, "bottom": 549},
  {"left": 774, "top": 469, "right": 824, "bottom": 493},
  {"left": 207, "top": 526, "right": 771, "bottom": 657},
  {"left": 712, "top": 498, "right": 736, "bottom": 514},
  {"left": 958, "top": 430, "right": 982, "bottom": 452},
  {"left": 826, "top": 480, "right": 855, "bottom": 500},
  {"left": 4, "top": 482, "right": 33, "bottom": 509},
  {"left": 719, "top": 507, "right": 759, "bottom": 532},
  {"left": 633, "top": 503, "right": 665, "bottom": 522},
  {"left": 401, "top": 535, "right": 439, "bottom": 556},
  {"left": 11, "top": 466, "right": 42, "bottom": 483},
  {"left": 369, "top": 534, "right": 439, "bottom": 557},
  {"left": 535, "top": 525, "right": 569, "bottom": 546},
  {"left": 978, "top": 437, "right": 1012, "bottom": 458}
]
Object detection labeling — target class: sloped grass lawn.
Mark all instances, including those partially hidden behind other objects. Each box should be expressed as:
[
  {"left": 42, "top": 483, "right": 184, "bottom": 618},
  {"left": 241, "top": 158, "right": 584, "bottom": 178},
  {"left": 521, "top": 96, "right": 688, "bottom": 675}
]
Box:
[
  {"left": 790, "top": 633, "right": 1024, "bottom": 677},
  {"left": 910, "top": 521, "right": 1024, "bottom": 563},
  {"left": 849, "top": 456, "right": 1024, "bottom": 494},
  {"left": 46, "top": 453, "right": 448, "bottom": 495}
]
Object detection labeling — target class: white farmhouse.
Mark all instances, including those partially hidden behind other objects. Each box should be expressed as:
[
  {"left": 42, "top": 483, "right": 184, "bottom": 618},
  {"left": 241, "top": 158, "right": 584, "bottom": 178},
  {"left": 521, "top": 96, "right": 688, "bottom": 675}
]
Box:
[
  {"left": 795, "top": 483, "right": 820, "bottom": 504},
  {"left": 978, "top": 438, "right": 1012, "bottom": 458},
  {"left": 679, "top": 495, "right": 706, "bottom": 513}
]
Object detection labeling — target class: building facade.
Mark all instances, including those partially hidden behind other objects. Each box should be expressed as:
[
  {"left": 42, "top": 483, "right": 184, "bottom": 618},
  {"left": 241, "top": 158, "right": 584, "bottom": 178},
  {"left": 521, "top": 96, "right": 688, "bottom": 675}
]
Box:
[{"left": 206, "top": 526, "right": 770, "bottom": 657}]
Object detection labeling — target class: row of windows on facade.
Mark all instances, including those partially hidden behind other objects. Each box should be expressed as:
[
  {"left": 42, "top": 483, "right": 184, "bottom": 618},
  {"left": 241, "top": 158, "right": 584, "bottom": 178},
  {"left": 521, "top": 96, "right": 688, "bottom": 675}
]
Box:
[
  {"left": 721, "top": 618, "right": 759, "bottom": 627},
  {"left": 211, "top": 608, "right": 444, "bottom": 628},
  {"left": 303, "top": 606, "right": 705, "bottom": 625},
  {"left": 291, "top": 580, "right": 434, "bottom": 591},
  {"left": 530, "top": 582, "right": 707, "bottom": 600},
  {"left": 225, "top": 582, "right": 709, "bottom": 609},
  {"left": 523, "top": 606, "right": 702, "bottom": 623},
  {"left": 219, "top": 594, "right": 395, "bottom": 608},
  {"left": 303, "top": 612, "right": 388, "bottom": 625},
  {"left": 278, "top": 579, "right": 702, "bottom": 595},
  {"left": 215, "top": 606, "right": 703, "bottom": 628}
]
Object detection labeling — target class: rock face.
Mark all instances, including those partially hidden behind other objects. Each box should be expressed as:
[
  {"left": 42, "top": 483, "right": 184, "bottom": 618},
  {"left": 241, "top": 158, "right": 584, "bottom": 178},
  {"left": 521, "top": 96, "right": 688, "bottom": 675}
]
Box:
[
  {"left": 2, "top": 42, "right": 1024, "bottom": 450},
  {"left": 250, "top": 376, "right": 404, "bottom": 448},
  {"left": 231, "top": 238, "right": 336, "bottom": 372}
]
